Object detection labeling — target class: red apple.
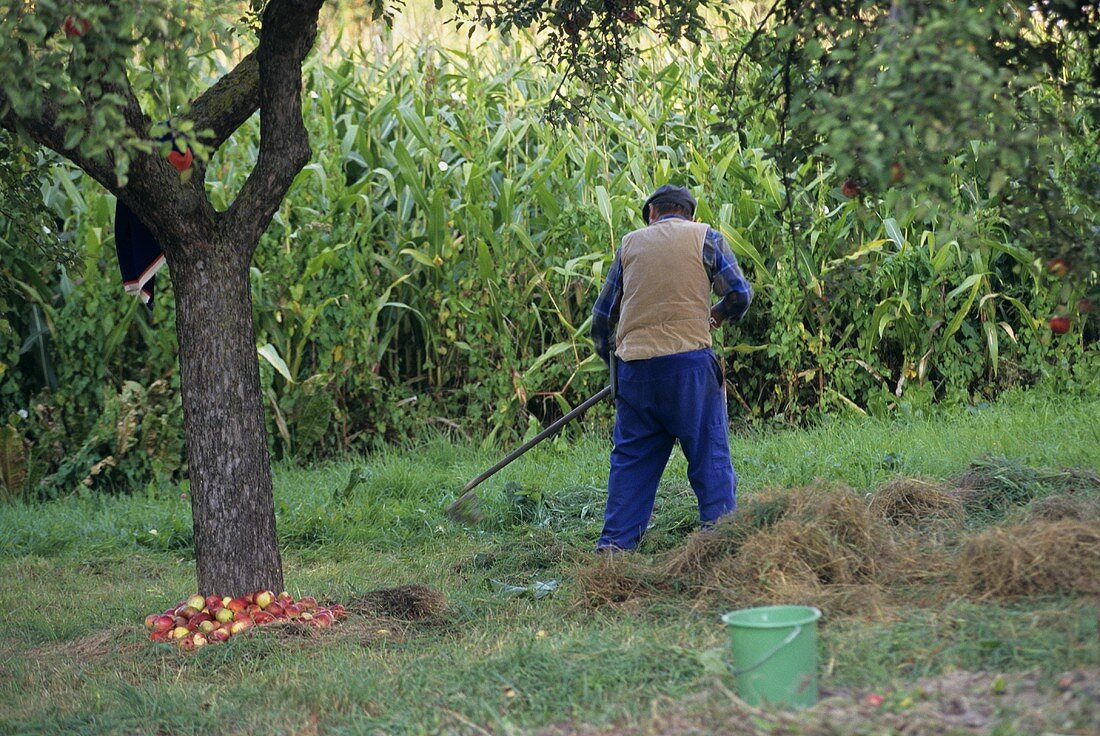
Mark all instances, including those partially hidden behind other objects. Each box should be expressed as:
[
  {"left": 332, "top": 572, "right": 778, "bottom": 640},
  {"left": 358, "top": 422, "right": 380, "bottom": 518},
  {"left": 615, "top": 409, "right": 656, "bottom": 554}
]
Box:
[
  {"left": 1049, "top": 315, "right": 1071, "bottom": 334},
  {"left": 227, "top": 598, "right": 248, "bottom": 613},
  {"left": 204, "top": 595, "right": 222, "bottom": 611},
  {"left": 264, "top": 602, "right": 285, "bottom": 617},
  {"left": 167, "top": 148, "right": 193, "bottom": 173},
  {"left": 178, "top": 635, "right": 196, "bottom": 652},
  {"left": 230, "top": 619, "right": 254, "bottom": 635},
  {"left": 284, "top": 603, "right": 302, "bottom": 618},
  {"left": 253, "top": 611, "right": 275, "bottom": 625},
  {"left": 329, "top": 604, "right": 347, "bottom": 620},
  {"left": 247, "top": 604, "right": 262, "bottom": 616},
  {"left": 209, "top": 628, "right": 230, "bottom": 643},
  {"left": 153, "top": 615, "right": 175, "bottom": 633},
  {"left": 233, "top": 610, "right": 252, "bottom": 622},
  {"left": 173, "top": 615, "right": 189, "bottom": 629},
  {"left": 149, "top": 630, "right": 170, "bottom": 643},
  {"left": 299, "top": 596, "right": 318, "bottom": 611},
  {"left": 255, "top": 590, "right": 275, "bottom": 609},
  {"left": 144, "top": 614, "right": 159, "bottom": 630},
  {"left": 841, "top": 179, "right": 861, "bottom": 198},
  {"left": 188, "top": 613, "right": 213, "bottom": 631},
  {"left": 191, "top": 632, "right": 208, "bottom": 648},
  {"left": 214, "top": 608, "right": 234, "bottom": 624},
  {"left": 62, "top": 16, "right": 91, "bottom": 37},
  {"left": 178, "top": 605, "right": 201, "bottom": 620},
  {"left": 278, "top": 591, "right": 292, "bottom": 603},
  {"left": 313, "top": 611, "right": 335, "bottom": 628}
]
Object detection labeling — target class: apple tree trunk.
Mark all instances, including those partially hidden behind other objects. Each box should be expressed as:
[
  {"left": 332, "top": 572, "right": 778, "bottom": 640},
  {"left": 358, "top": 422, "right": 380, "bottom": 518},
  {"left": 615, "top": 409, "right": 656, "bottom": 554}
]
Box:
[{"left": 171, "top": 243, "right": 284, "bottom": 596}]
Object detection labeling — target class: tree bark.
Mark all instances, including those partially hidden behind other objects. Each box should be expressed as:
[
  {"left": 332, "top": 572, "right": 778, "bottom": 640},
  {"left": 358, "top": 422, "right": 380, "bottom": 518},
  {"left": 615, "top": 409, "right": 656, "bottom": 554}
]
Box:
[{"left": 170, "top": 241, "right": 284, "bottom": 596}]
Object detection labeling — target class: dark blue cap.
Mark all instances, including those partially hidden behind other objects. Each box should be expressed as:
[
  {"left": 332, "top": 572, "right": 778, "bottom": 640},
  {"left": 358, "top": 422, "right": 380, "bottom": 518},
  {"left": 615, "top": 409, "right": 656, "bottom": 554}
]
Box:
[{"left": 642, "top": 184, "right": 696, "bottom": 224}]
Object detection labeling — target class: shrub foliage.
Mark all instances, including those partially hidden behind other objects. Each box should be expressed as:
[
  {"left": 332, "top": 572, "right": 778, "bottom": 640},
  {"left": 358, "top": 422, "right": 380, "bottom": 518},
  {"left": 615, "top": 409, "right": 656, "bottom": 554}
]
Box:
[{"left": 0, "top": 34, "right": 1096, "bottom": 499}]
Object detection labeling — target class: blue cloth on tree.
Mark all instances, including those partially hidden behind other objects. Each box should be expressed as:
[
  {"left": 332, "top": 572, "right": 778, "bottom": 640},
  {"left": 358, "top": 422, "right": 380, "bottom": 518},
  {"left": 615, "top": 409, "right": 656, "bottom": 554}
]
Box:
[{"left": 114, "top": 199, "right": 165, "bottom": 308}]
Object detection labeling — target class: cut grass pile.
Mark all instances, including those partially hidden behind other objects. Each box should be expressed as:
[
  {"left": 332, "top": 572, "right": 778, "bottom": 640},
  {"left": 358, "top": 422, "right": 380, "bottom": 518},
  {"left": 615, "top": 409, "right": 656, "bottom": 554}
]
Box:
[
  {"left": 958, "top": 522, "right": 1100, "bottom": 598},
  {"left": 575, "top": 458, "right": 1100, "bottom": 617}
]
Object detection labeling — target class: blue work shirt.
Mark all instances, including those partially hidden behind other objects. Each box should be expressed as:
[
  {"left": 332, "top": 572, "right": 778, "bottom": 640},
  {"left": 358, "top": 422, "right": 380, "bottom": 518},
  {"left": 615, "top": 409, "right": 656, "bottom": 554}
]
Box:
[{"left": 590, "top": 215, "right": 754, "bottom": 363}]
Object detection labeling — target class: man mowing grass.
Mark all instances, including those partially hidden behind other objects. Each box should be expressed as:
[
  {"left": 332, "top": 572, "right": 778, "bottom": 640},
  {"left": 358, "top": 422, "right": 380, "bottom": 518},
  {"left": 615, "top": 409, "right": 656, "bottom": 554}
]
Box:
[{"left": 590, "top": 184, "right": 754, "bottom": 552}]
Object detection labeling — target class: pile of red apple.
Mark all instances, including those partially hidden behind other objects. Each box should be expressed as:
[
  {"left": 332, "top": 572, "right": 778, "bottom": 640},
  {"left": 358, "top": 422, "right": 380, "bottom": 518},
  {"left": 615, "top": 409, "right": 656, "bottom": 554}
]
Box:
[{"left": 144, "top": 591, "right": 346, "bottom": 650}]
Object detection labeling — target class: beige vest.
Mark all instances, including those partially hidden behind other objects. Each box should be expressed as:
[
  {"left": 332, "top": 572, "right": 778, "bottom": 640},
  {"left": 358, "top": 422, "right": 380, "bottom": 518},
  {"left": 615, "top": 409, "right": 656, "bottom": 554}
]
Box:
[{"left": 615, "top": 219, "right": 712, "bottom": 361}]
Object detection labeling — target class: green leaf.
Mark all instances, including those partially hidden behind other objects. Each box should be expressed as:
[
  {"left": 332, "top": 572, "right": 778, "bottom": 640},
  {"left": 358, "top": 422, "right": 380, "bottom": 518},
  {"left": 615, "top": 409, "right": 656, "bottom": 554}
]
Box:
[
  {"left": 595, "top": 185, "right": 612, "bottom": 226},
  {"left": 883, "top": 218, "right": 906, "bottom": 248},
  {"left": 477, "top": 241, "right": 493, "bottom": 280},
  {"left": 258, "top": 343, "right": 294, "bottom": 383}
]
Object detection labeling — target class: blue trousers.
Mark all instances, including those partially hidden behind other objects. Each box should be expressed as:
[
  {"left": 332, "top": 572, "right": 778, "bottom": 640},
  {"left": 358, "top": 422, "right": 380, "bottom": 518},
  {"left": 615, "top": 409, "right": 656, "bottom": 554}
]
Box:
[{"left": 598, "top": 348, "right": 737, "bottom": 550}]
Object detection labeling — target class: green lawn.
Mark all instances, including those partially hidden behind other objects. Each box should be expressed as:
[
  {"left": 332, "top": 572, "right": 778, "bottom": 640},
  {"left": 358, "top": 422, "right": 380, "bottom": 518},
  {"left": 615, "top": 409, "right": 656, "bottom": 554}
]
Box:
[{"left": 1, "top": 384, "right": 1097, "bottom": 734}]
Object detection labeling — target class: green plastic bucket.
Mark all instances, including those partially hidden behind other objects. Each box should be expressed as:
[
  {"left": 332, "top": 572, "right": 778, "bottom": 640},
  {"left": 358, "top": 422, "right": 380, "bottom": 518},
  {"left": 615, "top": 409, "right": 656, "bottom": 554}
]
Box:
[{"left": 720, "top": 605, "right": 822, "bottom": 708}]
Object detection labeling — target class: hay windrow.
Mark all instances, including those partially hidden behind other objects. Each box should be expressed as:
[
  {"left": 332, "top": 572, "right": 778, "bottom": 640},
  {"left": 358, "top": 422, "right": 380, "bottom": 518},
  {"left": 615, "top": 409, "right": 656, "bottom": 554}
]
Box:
[
  {"left": 869, "top": 478, "right": 965, "bottom": 528},
  {"left": 881, "top": 536, "right": 956, "bottom": 589},
  {"left": 698, "top": 545, "right": 822, "bottom": 609},
  {"left": 573, "top": 476, "right": 1100, "bottom": 615},
  {"left": 658, "top": 492, "right": 790, "bottom": 582},
  {"left": 574, "top": 554, "right": 663, "bottom": 607},
  {"left": 580, "top": 486, "right": 901, "bottom": 615},
  {"left": 956, "top": 521, "right": 1100, "bottom": 598},
  {"left": 1026, "top": 494, "right": 1100, "bottom": 522},
  {"left": 787, "top": 487, "right": 894, "bottom": 580},
  {"left": 953, "top": 456, "right": 1100, "bottom": 520}
]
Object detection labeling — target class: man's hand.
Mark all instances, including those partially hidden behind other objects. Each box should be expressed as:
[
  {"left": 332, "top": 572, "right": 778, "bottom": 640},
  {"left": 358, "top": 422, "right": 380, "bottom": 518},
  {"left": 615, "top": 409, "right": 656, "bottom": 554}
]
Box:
[{"left": 709, "top": 306, "right": 724, "bottom": 330}]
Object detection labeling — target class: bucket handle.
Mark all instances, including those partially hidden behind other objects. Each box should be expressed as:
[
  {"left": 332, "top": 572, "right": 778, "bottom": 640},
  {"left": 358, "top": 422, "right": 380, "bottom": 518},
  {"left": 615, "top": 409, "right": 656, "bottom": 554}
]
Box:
[{"left": 727, "top": 624, "right": 802, "bottom": 676}]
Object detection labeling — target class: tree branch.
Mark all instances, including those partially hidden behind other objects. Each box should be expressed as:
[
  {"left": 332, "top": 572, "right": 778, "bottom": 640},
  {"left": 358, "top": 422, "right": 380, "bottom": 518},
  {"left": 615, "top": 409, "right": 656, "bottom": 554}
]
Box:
[
  {"left": 0, "top": 91, "right": 118, "bottom": 191},
  {"left": 186, "top": 50, "right": 261, "bottom": 151},
  {"left": 1, "top": 50, "right": 213, "bottom": 255},
  {"left": 223, "top": 0, "right": 325, "bottom": 253}
]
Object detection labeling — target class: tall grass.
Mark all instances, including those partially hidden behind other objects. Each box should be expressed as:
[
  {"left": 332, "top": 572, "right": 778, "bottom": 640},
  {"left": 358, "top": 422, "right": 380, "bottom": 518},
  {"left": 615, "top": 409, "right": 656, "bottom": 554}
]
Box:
[{"left": 1, "top": 30, "right": 1093, "bottom": 506}]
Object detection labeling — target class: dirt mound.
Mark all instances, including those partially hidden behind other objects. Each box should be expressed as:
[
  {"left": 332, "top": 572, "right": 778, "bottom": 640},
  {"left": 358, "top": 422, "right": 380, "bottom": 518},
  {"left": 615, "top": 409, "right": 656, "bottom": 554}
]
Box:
[
  {"left": 259, "top": 585, "right": 450, "bottom": 648},
  {"left": 956, "top": 520, "right": 1100, "bottom": 598}
]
